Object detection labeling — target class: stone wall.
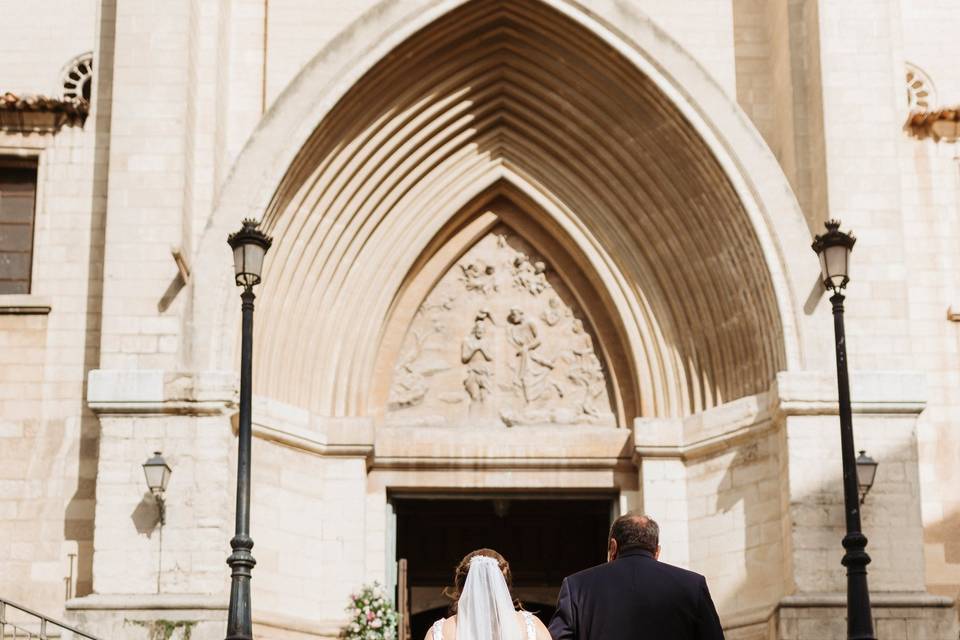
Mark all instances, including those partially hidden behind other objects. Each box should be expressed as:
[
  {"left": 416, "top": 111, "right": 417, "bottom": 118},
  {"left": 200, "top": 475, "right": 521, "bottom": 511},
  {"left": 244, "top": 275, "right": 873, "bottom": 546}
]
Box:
[
  {"left": 0, "top": 1, "right": 959, "bottom": 638},
  {"left": 0, "top": 0, "right": 101, "bottom": 612},
  {"left": 899, "top": 0, "right": 960, "bottom": 603},
  {"left": 250, "top": 441, "right": 368, "bottom": 625},
  {"left": 687, "top": 431, "right": 786, "bottom": 616},
  {"left": 0, "top": 0, "right": 95, "bottom": 94}
]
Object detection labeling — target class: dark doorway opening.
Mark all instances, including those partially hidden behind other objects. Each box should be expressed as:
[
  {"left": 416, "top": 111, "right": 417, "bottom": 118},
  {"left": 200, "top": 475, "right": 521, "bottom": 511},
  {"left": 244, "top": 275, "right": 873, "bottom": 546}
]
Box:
[{"left": 394, "top": 495, "right": 613, "bottom": 639}]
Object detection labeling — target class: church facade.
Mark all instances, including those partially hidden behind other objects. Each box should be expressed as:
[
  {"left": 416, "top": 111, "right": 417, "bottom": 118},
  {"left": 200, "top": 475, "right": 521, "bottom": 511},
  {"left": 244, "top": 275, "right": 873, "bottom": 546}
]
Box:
[{"left": 1, "top": 0, "right": 959, "bottom": 638}]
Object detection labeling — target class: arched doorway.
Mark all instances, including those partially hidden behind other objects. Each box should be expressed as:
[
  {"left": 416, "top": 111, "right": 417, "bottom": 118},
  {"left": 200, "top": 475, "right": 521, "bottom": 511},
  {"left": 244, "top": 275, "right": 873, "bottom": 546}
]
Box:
[
  {"left": 192, "top": 0, "right": 813, "bottom": 412},
  {"left": 200, "top": 0, "right": 801, "bottom": 419},
  {"left": 187, "top": 0, "right": 817, "bottom": 633}
]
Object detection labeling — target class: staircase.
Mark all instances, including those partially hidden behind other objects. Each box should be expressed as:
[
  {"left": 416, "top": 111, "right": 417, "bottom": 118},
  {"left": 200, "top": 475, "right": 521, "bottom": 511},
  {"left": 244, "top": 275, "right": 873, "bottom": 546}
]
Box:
[{"left": 0, "top": 598, "right": 101, "bottom": 639}]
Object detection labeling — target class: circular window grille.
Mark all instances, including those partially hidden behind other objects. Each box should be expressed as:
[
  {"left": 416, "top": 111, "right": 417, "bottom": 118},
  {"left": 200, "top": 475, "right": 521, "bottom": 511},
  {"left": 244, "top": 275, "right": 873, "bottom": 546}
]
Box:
[
  {"left": 906, "top": 63, "right": 936, "bottom": 111},
  {"left": 61, "top": 53, "right": 93, "bottom": 104}
]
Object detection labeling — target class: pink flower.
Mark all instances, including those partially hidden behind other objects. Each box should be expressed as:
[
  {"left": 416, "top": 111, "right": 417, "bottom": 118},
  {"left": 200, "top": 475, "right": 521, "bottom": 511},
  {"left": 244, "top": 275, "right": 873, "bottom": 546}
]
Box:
[{"left": 367, "top": 611, "right": 375, "bottom": 621}]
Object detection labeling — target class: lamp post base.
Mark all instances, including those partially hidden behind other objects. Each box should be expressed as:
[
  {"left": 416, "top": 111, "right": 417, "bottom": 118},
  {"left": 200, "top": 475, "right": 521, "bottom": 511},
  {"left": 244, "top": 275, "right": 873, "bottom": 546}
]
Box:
[{"left": 225, "top": 534, "right": 256, "bottom": 640}]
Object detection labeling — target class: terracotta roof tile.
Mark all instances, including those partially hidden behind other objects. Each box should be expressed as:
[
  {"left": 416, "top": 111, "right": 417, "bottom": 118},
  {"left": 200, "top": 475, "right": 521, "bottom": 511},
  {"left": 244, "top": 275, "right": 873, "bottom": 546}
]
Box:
[
  {"left": 0, "top": 91, "right": 89, "bottom": 131},
  {"left": 904, "top": 107, "right": 960, "bottom": 142}
]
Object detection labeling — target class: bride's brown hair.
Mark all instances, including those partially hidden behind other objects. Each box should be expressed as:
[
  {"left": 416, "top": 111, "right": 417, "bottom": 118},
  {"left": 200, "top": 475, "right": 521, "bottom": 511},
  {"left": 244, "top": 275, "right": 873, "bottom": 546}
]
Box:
[{"left": 443, "top": 548, "right": 519, "bottom": 614}]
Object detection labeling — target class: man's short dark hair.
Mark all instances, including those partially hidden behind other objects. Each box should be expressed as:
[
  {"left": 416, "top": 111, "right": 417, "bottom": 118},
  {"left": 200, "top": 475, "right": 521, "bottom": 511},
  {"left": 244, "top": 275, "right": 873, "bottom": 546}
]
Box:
[{"left": 609, "top": 512, "right": 659, "bottom": 553}]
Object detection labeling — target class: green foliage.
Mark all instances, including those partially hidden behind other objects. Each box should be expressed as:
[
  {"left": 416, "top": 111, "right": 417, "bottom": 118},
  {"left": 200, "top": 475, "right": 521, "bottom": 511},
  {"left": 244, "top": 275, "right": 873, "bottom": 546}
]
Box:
[{"left": 127, "top": 618, "right": 196, "bottom": 640}]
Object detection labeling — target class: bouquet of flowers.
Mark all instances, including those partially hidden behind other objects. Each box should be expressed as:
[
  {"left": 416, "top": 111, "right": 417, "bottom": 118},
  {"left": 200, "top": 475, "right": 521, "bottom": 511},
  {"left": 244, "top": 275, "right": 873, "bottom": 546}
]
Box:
[{"left": 342, "top": 583, "right": 398, "bottom": 640}]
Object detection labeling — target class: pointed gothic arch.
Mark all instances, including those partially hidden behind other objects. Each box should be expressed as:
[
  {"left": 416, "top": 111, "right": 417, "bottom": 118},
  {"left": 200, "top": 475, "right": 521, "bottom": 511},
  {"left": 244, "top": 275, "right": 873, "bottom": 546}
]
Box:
[
  {"left": 373, "top": 187, "right": 638, "bottom": 429},
  {"left": 192, "top": 0, "right": 816, "bottom": 421}
]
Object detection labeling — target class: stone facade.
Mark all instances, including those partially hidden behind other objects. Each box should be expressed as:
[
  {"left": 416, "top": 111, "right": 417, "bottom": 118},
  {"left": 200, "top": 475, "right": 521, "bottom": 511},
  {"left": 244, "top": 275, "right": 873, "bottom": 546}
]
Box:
[{"left": 1, "top": 1, "right": 959, "bottom": 639}]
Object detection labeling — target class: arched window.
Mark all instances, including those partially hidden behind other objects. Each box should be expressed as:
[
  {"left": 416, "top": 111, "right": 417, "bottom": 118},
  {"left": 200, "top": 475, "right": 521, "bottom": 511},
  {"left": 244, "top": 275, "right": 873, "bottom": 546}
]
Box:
[
  {"left": 61, "top": 52, "right": 93, "bottom": 104},
  {"left": 906, "top": 63, "right": 936, "bottom": 111}
]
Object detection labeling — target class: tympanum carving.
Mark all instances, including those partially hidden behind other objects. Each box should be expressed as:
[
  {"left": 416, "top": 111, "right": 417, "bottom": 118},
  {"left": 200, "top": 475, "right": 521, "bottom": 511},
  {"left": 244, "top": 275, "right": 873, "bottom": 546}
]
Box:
[{"left": 386, "top": 226, "right": 615, "bottom": 427}]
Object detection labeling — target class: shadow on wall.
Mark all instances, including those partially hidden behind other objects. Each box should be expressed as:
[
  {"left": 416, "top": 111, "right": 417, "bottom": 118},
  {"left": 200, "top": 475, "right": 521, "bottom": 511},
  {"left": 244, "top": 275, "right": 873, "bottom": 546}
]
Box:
[
  {"left": 130, "top": 493, "right": 162, "bottom": 537},
  {"left": 694, "top": 424, "right": 958, "bottom": 631},
  {"left": 711, "top": 436, "right": 784, "bottom": 613},
  {"left": 62, "top": 0, "right": 117, "bottom": 600},
  {"left": 925, "top": 507, "right": 960, "bottom": 600},
  {"left": 158, "top": 272, "right": 186, "bottom": 313}
]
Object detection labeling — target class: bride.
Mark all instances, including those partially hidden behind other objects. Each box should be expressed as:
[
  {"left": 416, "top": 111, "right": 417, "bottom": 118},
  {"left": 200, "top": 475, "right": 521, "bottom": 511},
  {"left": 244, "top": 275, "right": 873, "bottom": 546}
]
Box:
[{"left": 426, "top": 549, "right": 551, "bottom": 640}]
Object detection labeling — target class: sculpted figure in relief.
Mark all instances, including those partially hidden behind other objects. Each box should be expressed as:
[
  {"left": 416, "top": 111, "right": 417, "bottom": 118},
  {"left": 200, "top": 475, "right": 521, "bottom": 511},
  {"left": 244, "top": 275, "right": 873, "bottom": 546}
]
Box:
[
  {"left": 385, "top": 225, "right": 615, "bottom": 427},
  {"left": 506, "top": 308, "right": 555, "bottom": 403},
  {"left": 461, "top": 310, "right": 495, "bottom": 403},
  {"left": 512, "top": 255, "right": 548, "bottom": 296},
  {"left": 459, "top": 260, "right": 497, "bottom": 295},
  {"left": 389, "top": 356, "right": 428, "bottom": 410},
  {"left": 567, "top": 319, "right": 606, "bottom": 417},
  {"left": 541, "top": 296, "right": 568, "bottom": 326}
]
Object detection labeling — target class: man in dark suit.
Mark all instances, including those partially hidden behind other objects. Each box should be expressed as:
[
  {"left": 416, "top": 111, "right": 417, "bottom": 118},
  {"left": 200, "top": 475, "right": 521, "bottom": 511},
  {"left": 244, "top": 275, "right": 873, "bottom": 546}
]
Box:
[{"left": 548, "top": 512, "right": 725, "bottom": 639}]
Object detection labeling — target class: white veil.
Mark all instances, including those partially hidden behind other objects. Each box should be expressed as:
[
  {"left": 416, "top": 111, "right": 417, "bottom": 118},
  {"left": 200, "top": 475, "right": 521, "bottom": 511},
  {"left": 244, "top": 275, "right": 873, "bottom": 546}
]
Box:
[{"left": 456, "top": 555, "right": 523, "bottom": 640}]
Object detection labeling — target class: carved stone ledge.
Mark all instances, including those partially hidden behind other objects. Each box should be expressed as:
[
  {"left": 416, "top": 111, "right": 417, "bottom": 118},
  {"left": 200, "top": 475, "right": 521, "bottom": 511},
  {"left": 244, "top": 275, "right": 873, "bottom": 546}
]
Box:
[
  {"left": 634, "top": 370, "right": 928, "bottom": 460},
  {"left": 779, "top": 592, "right": 955, "bottom": 609},
  {"left": 86, "top": 369, "right": 236, "bottom": 416},
  {"left": 375, "top": 423, "right": 631, "bottom": 467},
  {"left": 634, "top": 388, "right": 774, "bottom": 460},
  {"left": 250, "top": 395, "right": 374, "bottom": 461},
  {"left": 720, "top": 592, "right": 955, "bottom": 633},
  {"left": 772, "top": 370, "right": 927, "bottom": 416},
  {"left": 372, "top": 455, "right": 634, "bottom": 471},
  {"left": 0, "top": 92, "right": 88, "bottom": 133},
  {"left": 0, "top": 294, "right": 52, "bottom": 315},
  {"left": 66, "top": 593, "right": 227, "bottom": 611}
]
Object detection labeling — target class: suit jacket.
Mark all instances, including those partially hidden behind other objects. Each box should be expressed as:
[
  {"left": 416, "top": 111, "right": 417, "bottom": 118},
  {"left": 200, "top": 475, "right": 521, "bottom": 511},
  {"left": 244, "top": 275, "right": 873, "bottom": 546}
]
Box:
[{"left": 548, "top": 548, "right": 725, "bottom": 640}]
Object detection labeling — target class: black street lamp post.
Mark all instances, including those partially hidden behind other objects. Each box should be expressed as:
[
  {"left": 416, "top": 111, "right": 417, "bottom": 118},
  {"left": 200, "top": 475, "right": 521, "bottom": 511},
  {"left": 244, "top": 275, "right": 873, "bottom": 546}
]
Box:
[
  {"left": 225, "top": 219, "right": 272, "bottom": 640},
  {"left": 811, "top": 219, "right": 875, "bottom": 640}
]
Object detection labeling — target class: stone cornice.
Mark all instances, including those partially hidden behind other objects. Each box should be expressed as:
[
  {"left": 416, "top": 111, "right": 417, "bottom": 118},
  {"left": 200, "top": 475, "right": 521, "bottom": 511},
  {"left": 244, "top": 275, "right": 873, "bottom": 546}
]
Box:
[
  {"left": 87, "top": 369, "right": 926, "bottom": 467},
  {"left": 247, "top": 396, "right": 374, "bottom": 461},
  {"left": 634, "top": 371, "right": 927, "bottom": 460},
  {"left": 373, "top": 423, "right": 632, "bottom": 469},
  {"left": 371, "top": 455, "right": 633, "bottom": 470},
  {"left": 772, "top": 370, "right": 927, "bottom": 416},
  {"left": 87, "top": 369, "right": 236, "bottom": 416},
  {"left": 721, "top": 591, "right": 955, "bottom": 631},
  {"left": 0, "top": 294, "right": 52, "bottom": 315},
  {"left": 88, "top": 400, "right": 235, "bottom": 415},
  {"left": 633, "top": 391, "right": 774, "bottom": 460},
  {"left": 66, "top": 593, "right": 227, "bottom": 611},
  {"left": 779, "top": 592, "right": 955, "bottom": 608},
  {"left": 0, "top": 92, "right": 88, "bottom": 132}
]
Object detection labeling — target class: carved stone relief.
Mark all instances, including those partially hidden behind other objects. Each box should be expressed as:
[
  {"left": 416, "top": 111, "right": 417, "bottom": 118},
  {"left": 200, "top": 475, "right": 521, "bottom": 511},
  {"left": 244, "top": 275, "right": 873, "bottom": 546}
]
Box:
[{"left": 386, "top": 226, "right": 615, "bottom": 427}]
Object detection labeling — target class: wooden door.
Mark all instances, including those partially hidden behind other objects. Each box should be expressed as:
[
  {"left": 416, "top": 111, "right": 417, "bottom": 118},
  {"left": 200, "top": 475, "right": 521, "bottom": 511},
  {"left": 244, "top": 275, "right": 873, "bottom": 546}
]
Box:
[{"left": 398, "top": 558, "right": 412, "bottom": 640}]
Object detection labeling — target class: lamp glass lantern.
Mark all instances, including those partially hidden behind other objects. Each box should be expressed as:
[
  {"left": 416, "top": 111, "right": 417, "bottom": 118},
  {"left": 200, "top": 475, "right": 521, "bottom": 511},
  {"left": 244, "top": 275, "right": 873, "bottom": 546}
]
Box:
[
  {"left": 856, "top": 450, "right": 879, "bottom": 503},
  {"left": 811, "top": 220, "right": 856, "bottom": 293},
  {"left": 227, "top": 219, "right": 272, "bottom": 288},
  {"left": 142, "top": 451, "right": 172, "bottom": 496}
]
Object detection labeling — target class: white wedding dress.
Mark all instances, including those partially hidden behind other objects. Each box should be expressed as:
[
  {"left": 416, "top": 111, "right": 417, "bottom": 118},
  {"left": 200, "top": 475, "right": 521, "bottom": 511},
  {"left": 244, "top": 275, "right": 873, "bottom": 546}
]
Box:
[
  {"left": 431, "top": 613, "right": 536, "bottom": 640},
  {"left": 430, "top": 556, "right": 537, "bottom": 640}
]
